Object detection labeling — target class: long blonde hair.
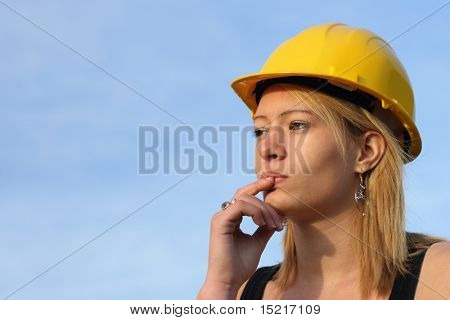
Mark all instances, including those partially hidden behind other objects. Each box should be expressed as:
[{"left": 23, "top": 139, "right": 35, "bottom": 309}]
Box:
[{"left": 262, "top": 82, "right": 447, "bottom": 299}]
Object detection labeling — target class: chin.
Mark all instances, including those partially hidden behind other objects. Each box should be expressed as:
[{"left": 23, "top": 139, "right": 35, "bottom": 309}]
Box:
[
  {"left": 264, "top": 189, "right": 316, "bottom": 220},
  {"left": 264, "top": 190, "right": 290, "bottom": 214}
]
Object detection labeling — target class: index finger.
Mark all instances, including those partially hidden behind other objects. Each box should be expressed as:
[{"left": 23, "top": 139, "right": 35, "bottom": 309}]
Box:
[{"left": 234, "top": 177, "right": 275, "bottom": 198}]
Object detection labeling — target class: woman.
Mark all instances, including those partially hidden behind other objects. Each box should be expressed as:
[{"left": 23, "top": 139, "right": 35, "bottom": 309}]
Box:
[{"left": 197, "top": 23, "right": 450, "bottom": 300}]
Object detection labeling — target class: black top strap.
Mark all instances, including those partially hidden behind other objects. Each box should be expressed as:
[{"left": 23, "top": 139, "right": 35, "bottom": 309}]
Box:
[
  {"left": 388, "top": 247, "right": 428, "bottom": 300},
  {"left": 240, "top": 264, "right": 281, "bottom": 300}
]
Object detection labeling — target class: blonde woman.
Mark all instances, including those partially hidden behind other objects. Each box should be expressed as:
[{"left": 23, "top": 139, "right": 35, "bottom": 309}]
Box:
[{"left": 197, "top": 23, "right": 450, "bottom": 300}]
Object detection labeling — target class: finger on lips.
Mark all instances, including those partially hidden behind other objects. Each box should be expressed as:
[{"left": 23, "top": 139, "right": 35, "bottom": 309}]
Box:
[{"left": 234, "top": 177, "right": 275, "bottom": 198}]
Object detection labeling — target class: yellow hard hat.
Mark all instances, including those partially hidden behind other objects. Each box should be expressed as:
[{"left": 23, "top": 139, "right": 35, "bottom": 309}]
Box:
[{"left": 230, "top": 22, "right": 421, "bottom": 163}]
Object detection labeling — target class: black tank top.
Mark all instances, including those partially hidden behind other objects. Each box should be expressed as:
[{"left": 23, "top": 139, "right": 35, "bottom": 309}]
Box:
[{"left": 240, "top": 246, "right": 428, "bottom": 300}]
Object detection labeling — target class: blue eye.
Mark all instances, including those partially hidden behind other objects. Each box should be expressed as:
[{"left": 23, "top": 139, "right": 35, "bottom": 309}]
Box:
[{"left": 289, "top": 121, "right": 309, "bottom": 130}]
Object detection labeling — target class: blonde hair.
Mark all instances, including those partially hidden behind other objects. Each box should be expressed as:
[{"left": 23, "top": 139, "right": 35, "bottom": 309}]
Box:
[{"left": 262, "top": 82, "right": 447, "bottom": 299}]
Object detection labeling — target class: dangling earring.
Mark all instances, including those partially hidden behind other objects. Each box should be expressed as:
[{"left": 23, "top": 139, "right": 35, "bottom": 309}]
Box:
[{"left": 355, "top": 172, "right": 368, "bottom": 217}]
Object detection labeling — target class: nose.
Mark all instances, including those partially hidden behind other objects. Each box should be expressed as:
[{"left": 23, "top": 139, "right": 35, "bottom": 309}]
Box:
[{"left": 257, "top": 126, "right": 287, "bottom": 161}]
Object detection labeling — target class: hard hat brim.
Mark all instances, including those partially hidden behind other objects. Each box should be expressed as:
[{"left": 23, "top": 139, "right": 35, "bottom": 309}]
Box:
[{"left": 231, "top": 71, "right": 421, "bottom": 163}]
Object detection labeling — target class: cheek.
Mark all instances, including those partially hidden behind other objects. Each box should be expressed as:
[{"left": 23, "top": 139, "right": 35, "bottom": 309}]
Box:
[
  {"left": 288, "top": 128, "right": 341, "bottom": 178},
  {"left": 298, "top": 139, "right": 343, "bottom": 180},
  {"left": 254, "top": 149, "right": 262, "bottom": 172},
  {"left": 276, "top": 132, "right": 350, "bottom": 207}
]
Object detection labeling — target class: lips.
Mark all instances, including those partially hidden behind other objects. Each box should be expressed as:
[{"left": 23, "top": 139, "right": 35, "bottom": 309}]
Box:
[
  {"left": 260, "top": 171, "right": 288, "bottom": 186},
  {"left": 272, "top": 176, "right": 287, "bottom": 185}
]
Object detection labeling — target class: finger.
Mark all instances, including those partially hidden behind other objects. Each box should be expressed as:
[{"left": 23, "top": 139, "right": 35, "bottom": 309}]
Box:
[
  {"left": 222, "top": 199, "right": 268, "bottom": 228},
  {"left": 263, "top": 202, "right": 285, "bottom": 230},
  {"left": 236, "top": 195, "right": 276, "bottom": 230},
  {"left": 236, "top": 194, "right": 282, "bottom": 231},
  {"left": 263, "top": 202, "right": 284, "bottom": 230},
  {"left": 234, "top": 177, "right": 275, "bottom": 198}
]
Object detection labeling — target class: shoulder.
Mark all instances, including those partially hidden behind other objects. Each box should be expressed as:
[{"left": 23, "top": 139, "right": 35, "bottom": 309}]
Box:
[{"left": 415, "top": 241, "right": 450, "bottom": 299}]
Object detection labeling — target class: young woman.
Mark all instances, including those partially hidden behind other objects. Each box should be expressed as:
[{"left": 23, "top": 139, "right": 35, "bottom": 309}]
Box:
[{"left": 197, "top": 23, "right": 450, "bottom": 300}]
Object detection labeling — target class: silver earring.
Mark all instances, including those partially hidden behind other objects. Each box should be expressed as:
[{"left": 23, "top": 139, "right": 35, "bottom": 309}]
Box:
[{"left": 355, "top": 173, "right": 368, "bottom": 217}]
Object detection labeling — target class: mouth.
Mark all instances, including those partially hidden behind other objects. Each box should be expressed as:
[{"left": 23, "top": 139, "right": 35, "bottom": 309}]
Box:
[
  {"left": 260, "top": 171, "right": 288, "bottom": 187},
  {"left": 273, "top": 176, "right": 287, "bottom": 185}
]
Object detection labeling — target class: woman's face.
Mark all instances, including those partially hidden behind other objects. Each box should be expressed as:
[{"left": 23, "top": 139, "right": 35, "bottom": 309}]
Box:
[{"left": 253, "top": 85, "right": 358, "bottom": 222}]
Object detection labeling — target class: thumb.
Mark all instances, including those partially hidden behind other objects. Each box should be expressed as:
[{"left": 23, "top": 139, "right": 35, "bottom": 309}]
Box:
[{"left": 252, "top": 225, "right": 277, "bottom": 251}]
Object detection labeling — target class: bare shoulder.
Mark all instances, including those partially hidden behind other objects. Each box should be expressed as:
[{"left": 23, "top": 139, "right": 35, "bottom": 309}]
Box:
[
  {"left": 415, "top": 241, "right": 450, "bottom": 299},
  {"left": 235, "top": 279, "right": 250, "bottom": 299}
]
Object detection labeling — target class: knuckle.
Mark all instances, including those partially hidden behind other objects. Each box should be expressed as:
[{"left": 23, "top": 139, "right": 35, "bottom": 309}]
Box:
[
  {"left": 211, "top": 212, "right": 220, "bottom": 223},
  {"left": 212, "top": 210, "right": 226, "bottom": 220},
  {"left": 234, "top": 199, "right": 244, "bottom": 208},
  {"left": 236, "top": 194, "right": 248, "bottom": 201},
  {"left": 234, "top": 188, "right": 245, "bottom": 197}
]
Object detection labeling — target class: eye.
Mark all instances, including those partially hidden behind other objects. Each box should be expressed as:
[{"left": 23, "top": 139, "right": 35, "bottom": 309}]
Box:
[
  {"left": 289, "top": 121, "right": 309, "bottom": 131},
  {"left": 252, "top": 127, "right": 267, "bottom": 138}
]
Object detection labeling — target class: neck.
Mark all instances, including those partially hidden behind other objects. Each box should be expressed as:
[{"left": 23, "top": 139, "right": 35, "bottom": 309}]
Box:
[{"left": 290, "top": 208, "right": 360, "bottom": 286}]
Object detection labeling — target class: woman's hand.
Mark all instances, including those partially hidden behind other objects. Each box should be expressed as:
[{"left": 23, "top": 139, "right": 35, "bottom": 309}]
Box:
[{"left": 197, "top": 176, "right": 285, "bottom": 299}]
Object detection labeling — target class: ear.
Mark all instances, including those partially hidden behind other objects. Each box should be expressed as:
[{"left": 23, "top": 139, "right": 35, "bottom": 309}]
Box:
[{"left": 353, "top": 130, "right": 386, "bottom": 173}]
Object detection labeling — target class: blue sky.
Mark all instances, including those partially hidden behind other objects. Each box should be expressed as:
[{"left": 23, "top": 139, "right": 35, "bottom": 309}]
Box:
[{"left": 0, "top": 0, "right": 449, "bottom": 299}]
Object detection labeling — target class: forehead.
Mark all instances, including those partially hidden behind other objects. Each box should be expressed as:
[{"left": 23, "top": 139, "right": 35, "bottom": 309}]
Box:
[{"left": 252, "top": 85, "right": 315, "bottom": 120}]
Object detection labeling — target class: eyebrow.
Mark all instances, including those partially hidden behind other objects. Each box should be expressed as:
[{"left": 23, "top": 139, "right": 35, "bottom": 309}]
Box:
[{"left": 252, "top": 109, "right": 314, "bottom": 121}]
